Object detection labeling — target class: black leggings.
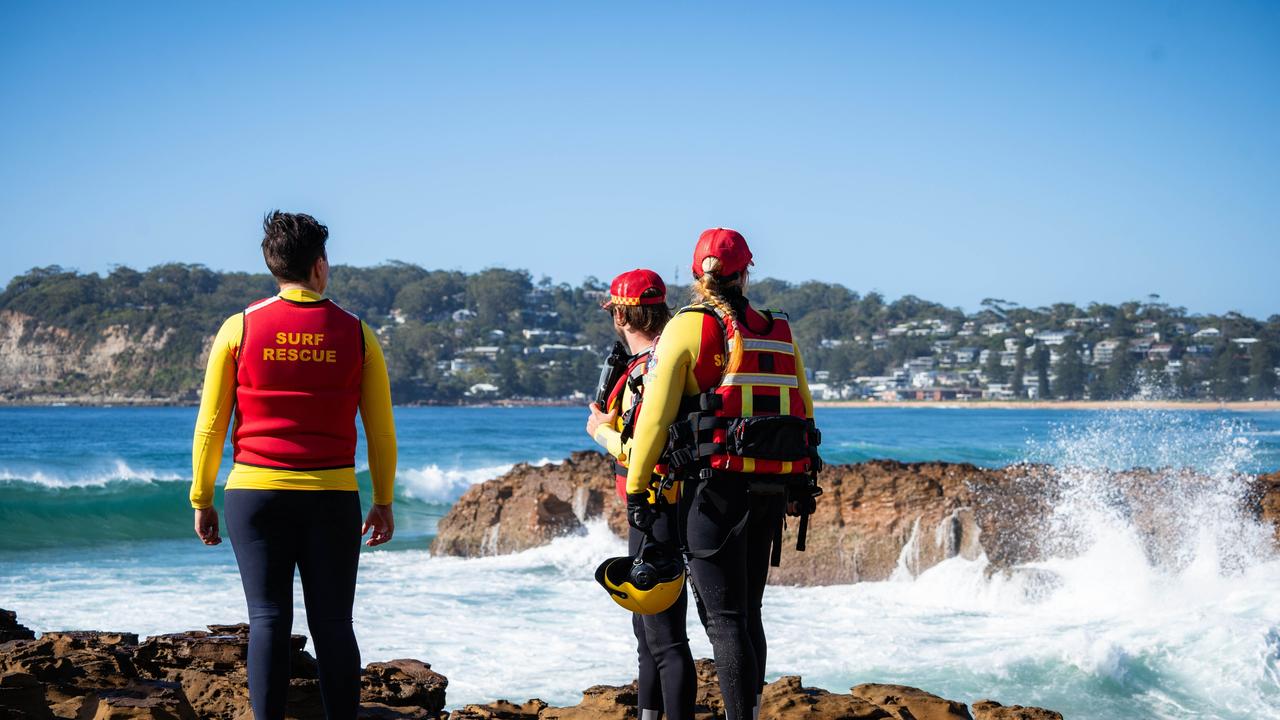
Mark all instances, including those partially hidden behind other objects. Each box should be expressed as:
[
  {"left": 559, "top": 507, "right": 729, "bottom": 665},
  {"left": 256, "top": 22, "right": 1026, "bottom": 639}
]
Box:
[
  {"left": 681, "top": 476, "right": 785, "bottom": 720},
  {"left": 629, "top": 501, "right": 696, "bottom": 719},
  {"left": 225, "top": 489, "right": 362, "bottom": 720}
]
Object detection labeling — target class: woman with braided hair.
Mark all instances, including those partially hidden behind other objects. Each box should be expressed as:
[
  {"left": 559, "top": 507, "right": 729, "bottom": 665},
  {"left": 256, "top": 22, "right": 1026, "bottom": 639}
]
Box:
[{"left": 624, "top": 228, "right": 820, "bottom": 720}]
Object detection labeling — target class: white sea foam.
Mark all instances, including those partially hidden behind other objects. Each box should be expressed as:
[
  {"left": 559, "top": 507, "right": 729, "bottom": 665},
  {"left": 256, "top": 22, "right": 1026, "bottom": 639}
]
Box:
[
  {"left": 397, "top": 457, "right": 557, "bottom": 504},
  {"left": 0, "top": 459, "right": 185, "bottom": 488}
]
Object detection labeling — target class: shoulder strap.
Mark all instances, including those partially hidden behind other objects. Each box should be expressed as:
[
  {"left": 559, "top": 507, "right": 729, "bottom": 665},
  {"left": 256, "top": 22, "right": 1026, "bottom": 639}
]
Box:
[
  {"left": 606, "top": 350, "right": 650, "bottom": 412},
  {"left": 675, "top": 303, "right": 731, "bottom": 389}
]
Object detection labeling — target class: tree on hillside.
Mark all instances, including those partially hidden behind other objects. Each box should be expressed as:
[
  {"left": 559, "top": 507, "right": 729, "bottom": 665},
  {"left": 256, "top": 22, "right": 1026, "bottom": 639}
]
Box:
[
  {"left": 1209, "top": 341, "right": 1246, "bottom": 400},
  {"left": 1053, "top": 338, "right": 1086, "bottom": 399},
  {"left": 1248, "top": 342, "right": 1276, "bottom": 399},
  {"left": 1034, "top": 343, "right": 1050, "bottom": 398},
  {"left": 466, "top": 269, "right": 532, "bottom": 328},
  {"left": 1103, "top": 341, "right": 1137, "bottom": 399},
  {"left": 983, "top": 343, "right": 1007, "bottom": 384},
  {"left": 1010, "top": 340, "right": 1026, "bottom": 397}
]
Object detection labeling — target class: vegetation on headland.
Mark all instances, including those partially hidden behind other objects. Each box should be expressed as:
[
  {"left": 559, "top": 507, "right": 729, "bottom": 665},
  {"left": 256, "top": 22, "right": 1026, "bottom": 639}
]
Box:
[{"left": 0, "top": 263, "right": 1276, "bottom": 404}]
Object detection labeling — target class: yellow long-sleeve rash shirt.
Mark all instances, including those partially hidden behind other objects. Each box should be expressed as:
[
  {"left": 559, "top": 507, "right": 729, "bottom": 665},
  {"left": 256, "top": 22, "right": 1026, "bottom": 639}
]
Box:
[
  {"left": 624, "top": 307, "right": 814, "bottom": 496},
  {"left": 189, "top": 288, "right": 397, "bottom": 509}
]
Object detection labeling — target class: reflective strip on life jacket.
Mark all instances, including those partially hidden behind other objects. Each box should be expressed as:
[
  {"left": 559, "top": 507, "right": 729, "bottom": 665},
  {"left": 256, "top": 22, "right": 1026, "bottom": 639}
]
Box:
[
  {"left": 721, "top": 372, "right": 799, "bottom": 388},
  {"left": 741, "top": 338, "right": 795, "bottom": 354}
]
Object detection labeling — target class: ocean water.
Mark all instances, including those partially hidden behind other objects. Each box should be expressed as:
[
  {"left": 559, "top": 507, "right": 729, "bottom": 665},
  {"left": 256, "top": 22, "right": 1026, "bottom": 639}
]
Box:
[{"left": 1, "top": 406, "right": 1278, "bottom": 718}]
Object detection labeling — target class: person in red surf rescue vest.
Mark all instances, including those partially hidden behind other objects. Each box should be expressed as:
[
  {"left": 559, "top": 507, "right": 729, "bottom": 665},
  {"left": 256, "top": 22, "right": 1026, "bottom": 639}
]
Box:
[{"left": 189, "top": 211, "right": 397, "bottom": 720}]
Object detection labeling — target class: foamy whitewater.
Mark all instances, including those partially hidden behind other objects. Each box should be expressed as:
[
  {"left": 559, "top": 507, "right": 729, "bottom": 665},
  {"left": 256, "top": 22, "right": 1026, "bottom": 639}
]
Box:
[{"left": 1, "top": 407, "right": 1278, "bottom": 718}]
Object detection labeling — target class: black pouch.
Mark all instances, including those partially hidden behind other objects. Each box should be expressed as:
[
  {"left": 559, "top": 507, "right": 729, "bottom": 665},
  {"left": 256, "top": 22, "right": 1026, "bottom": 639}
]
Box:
[{"left": 724, "top": 416, "right": 811, "bottom": 460}]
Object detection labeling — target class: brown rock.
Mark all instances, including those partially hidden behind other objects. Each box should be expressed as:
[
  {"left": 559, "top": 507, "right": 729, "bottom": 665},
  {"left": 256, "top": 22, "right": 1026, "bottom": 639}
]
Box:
[
  {"left": 1, "top": 610, "right": 37, "bottom": 643},
  {"left": 538, "top": 683, "right": 636, "bottom": 720},
  {"left": 850, "top": 683, "right": 973, "bottom": 720},
  {"left": 760, "top": 676, "right": 890, "bottom": 719},
  {"left": 361, "top": 659, "right": 448, "bottom": 714},
  {"left": 431, "top": 452, "right": 621, "bottom": 557},
  {"left": 971, "top": 699, "right": 1064, "bottom": 720},
  {"left": 0, "top": 671, "right": 53, "bottom": 718},
  {"left": 1253, "top": 471, "right": 1280, "bottom": 545},
  {"left": 447, "top": 699, "right": 547, "bottom": 719},
  {"left": 78, "top": 680, "right": 197, "bottom": 720},
  {"left": 434, "top": 454, "right": 1280, "bottom": 586}
]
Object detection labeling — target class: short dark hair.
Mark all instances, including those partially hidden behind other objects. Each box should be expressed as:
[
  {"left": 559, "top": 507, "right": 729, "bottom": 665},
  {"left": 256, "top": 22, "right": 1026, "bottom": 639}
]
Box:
[
  {"left": 261, "top": 211, "right": 328, "bottom": 282},
  {"left": 611, "top": 287, "right": 671, "bottom": 335}
]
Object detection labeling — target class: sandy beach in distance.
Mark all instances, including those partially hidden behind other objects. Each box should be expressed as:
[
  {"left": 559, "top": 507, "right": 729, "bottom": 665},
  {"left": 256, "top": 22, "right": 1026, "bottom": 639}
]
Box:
[{"left": 814, "top": 399, "right": 1280, "bottom": 411}]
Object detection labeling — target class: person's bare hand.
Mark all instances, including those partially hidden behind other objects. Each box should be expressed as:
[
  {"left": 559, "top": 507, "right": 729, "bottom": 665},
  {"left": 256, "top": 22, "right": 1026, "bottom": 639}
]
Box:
[
  {"left": 194, "top": 507, "right": 221, "bottom": 545},
  {"left": 586, "top": 403, "right": 617, "bottom": 438},
  {"left": 362, "top": 503, "right": 394, "bottom": 547}
]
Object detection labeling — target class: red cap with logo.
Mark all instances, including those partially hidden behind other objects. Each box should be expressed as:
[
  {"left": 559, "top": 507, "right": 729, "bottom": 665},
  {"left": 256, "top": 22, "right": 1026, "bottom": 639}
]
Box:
[
  {"left": 606, "top": 268, "right": 667, "bottom": 307},
  {"left": 692, "top": 228, "right": 753, "bottom": 278}
]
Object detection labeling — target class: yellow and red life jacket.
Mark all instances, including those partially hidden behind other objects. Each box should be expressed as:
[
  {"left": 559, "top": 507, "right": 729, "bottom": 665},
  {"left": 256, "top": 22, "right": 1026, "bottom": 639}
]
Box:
[
  {"left": 665, "top": 303, "right": 820, "bottom": 477},
  {"left": 233, "top": 295, "right": 364, "bottom": 470}
]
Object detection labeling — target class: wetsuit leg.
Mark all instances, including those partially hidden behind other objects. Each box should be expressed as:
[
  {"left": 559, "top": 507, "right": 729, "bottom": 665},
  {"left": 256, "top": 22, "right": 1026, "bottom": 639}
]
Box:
[
  {"left": 681, "top": 476, "right": 756, "bottom": 720},
  {"left": 745, "top": 490, "right": 785, "bottom": 696},
  {"left": 641, "top": 501, "right": 696, "bottom": 720},
  {"left": 226, "top": 489, "right": 297, "bottom": 720},
  {"left": 629, "top": 525, "right": 662, "bottom": 715},
  {"left": 297, "top": 491, "right": 363, "bottom": 719}
]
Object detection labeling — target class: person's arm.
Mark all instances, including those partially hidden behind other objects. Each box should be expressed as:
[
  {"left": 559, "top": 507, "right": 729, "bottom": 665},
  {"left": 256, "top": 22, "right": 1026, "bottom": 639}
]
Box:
[
  {"left": 359, "top": 321, "right": 397, "bottom": 504},
  {"left": 624, "top": 312, "right": 704, "bottom": 495},
  {"left": 591, "top": 415, "right": 625, "bottom": 460},
  {"left": 190, "top": 315, "right": 242, "bottom": 510},
  {"left": 358, "top": 321, "right": 397, "bottom": 545}
]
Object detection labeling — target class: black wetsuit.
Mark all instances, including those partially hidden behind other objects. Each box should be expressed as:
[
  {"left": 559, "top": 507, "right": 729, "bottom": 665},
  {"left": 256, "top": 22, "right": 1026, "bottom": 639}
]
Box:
[
  {"left": 681, "top": 473, "right": 786, "bottom": 720},
  {"left": 631, "top": 499, "right": 697, "bottom": 719},
  {"left": 224, "top": 489, "right": 363, "bottom": 720}
]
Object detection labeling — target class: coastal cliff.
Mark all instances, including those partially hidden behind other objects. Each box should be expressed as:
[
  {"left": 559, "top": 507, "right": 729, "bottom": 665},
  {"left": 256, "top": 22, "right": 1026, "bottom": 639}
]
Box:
[
  {"left": 0, "top": 609, "right": 1062, "bottom": 719},
  {"left": 0, "top": 310, "right": 197, "bottom": 403},
  {"left": 431, "top": 453, "right": 1280, "bottom": 585}
]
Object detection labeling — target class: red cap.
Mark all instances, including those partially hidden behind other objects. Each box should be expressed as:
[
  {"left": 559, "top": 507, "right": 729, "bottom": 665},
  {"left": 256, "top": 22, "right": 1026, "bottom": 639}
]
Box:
[
  {"left": 605, "top": 268, "right": 666, "bottom": 307},
  {"left": 692, "top": 228, "right": 753, "bottom": 278}
]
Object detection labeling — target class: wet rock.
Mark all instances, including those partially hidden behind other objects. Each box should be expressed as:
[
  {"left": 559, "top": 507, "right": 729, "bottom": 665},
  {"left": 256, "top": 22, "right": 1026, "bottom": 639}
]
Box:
[
  {"left": 361, "top": 659, "right": 448, "bottom": 714},
  {"left": 850, "top": 683, "right": 973, "bottom": 720},
  {"left": 0, "top": 613, "right": 450, "bottom": 719},
  {"left": 971, "top": 699, "right": 1064, "bottom": 720},
  {"left": 78, "top": 680, "right": 197, "bottom": 720},
  {"left": 434, "top": 454, "right": 1280, "bottom": 586},
  {"left": 0, "top": 610, "right": 36, "bottom": 643},
  {"left": 447, "top": 699, "right": 547, "bottom": 719},
  {"left": 760, "top": 676, "right": 890, "bottom": 719},
  {"left": 0, "top": 671, "right": 52, "bottom": 718},
  {"left": 431, "top": 452, "right": 622, "bottom": 557},
  {"left": 538, "top": 682, "right": 636, "bottom": 719}
]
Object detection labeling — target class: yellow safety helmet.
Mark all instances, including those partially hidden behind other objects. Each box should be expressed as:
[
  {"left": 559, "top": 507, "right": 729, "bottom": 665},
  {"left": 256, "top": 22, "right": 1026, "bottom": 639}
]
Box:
[{"left": 595, "top": 539, "right": 685, "bottom": 615}]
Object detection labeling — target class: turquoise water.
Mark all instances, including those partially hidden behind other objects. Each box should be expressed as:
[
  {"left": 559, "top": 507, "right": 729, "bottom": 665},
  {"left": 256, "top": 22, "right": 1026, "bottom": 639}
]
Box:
[{"left": 1, "top": 406, "right": 1278, "bottom": 717}]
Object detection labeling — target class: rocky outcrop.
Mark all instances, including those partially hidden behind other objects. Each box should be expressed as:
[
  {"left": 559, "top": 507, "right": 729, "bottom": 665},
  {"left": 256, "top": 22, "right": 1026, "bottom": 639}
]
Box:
[
  {"left": 0, "top": 310, "right": 192, "bottom": 403},
  {"left": 0, "top": 617, "right": 445, "bottom": 719},
  {"left": 0, "top": 611, "right": 1062, "bottom": 719},
  {"left": 432, "top": 453, "right": 1280, "bottom": 586},
  {"left": 0, "top": 610, "right": 36, "bottom": 644},
  {"left": 454, "top": 659, "right": 1061, "bottom": 720},
  {"left": 431, "top": 452, "right": 625, "bottom": 557}
]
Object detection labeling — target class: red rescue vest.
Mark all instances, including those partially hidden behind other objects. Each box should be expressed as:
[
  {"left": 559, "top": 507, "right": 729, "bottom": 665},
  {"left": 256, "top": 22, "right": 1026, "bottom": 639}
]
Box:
[
  {"left": 233, "top": 295, "right": 364, "bottom": 470},
  {"left": 668, "top": 303, "right": 818, "bottom": 476},
  {"left": 604, "top": 349, "right": 668, "bottom": 496}
]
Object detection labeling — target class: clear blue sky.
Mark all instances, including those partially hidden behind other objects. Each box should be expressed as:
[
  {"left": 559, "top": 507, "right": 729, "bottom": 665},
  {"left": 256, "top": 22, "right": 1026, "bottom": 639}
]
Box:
[{"left": 2, "top": 1, "right": 1277, "bottom": 317}]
